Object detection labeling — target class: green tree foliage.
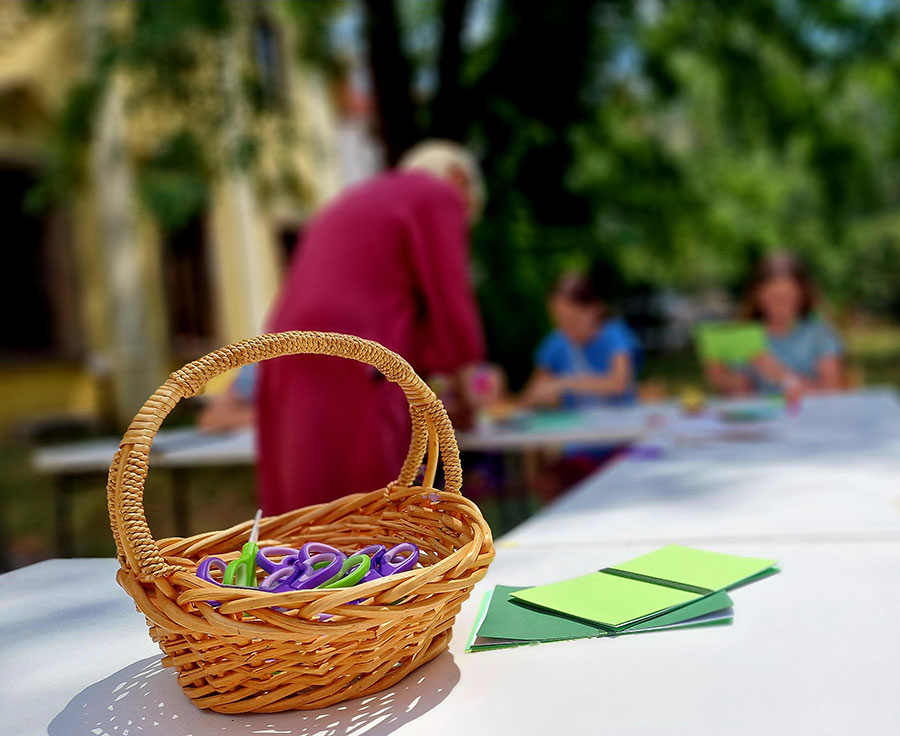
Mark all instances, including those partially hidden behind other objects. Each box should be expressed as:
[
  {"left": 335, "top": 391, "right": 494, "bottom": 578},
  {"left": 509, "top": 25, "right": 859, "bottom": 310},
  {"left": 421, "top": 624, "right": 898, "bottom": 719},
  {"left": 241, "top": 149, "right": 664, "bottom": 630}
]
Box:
[
  {"left": 571, "top": 1, "right": 900, "bottom": 303},
  {"left": 36, "top": 0, "right": 900, "bottom": 377},
  {"left": 362, "top": 0, "right": 900, "bottom": 382}
]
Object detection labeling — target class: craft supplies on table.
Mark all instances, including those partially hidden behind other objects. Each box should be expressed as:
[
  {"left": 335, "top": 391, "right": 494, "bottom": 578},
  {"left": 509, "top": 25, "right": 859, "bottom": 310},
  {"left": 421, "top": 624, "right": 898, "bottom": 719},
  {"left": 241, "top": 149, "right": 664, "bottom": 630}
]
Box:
[{"left": 467, "top": 545, "right": 777, "bottom": 652}]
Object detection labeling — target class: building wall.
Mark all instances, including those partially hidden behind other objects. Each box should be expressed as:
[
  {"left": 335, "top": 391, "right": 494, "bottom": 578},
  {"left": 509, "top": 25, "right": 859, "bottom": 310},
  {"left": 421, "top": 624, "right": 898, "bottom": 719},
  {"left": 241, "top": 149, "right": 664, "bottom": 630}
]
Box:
[{"left": 0, "top": 1, "right": 345, "bottom": 431}]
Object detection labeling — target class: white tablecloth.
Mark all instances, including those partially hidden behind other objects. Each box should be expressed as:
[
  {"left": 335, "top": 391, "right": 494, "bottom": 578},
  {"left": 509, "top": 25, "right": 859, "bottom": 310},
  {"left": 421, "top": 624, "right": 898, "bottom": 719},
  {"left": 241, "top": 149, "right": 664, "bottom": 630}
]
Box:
[
  {"left": 3, "top": 541, "right": 899, "bottom": 736},
  {"left": 504, "top": 391, "right": 900, "bottom": 546}
]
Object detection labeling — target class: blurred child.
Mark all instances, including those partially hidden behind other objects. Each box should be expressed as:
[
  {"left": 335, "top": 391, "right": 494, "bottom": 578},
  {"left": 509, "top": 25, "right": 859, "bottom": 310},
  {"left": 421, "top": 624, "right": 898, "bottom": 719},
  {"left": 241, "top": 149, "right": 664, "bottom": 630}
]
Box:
[
  {"left": 706, "top": 252, "right": 844, "bottom": 396},
  {"left": 522, "top": 270, "right": 641, "bottom": 502},
  {"left": 522, "top": 271, "right": 640, "bottom": 409}
]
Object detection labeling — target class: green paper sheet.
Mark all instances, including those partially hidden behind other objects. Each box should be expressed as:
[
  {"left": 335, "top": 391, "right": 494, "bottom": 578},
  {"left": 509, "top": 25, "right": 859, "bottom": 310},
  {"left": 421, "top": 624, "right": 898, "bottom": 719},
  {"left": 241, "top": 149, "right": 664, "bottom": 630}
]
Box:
[
  {"left": 509, "top": 545, "right": 778, "bottom": 630},
  {"left": 611, "top": 545, "right": 778, "bottom": 592},
  {"left": 510, "top": 571, "right": 704, "bottom": 630},
  {"left": 694, "top": 322, "right": 767, "bottom": 364},
  {"left": 466, "top": 586, "right": 733, "bottom": 652},
  {"left": 476, "top": 585, "right": 600, "bottom": 642}
]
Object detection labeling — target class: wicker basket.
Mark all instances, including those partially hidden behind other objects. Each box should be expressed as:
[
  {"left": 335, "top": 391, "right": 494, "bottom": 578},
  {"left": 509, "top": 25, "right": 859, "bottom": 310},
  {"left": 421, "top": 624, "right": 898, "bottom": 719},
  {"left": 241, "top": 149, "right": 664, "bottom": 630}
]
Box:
[{"left": 107, "top": 331, "right": 495, "bottom": 713}]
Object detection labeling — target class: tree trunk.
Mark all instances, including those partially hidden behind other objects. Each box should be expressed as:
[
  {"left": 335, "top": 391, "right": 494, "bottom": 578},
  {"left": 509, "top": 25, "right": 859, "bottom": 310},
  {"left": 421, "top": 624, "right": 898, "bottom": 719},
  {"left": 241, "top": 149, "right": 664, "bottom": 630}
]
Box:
[
  {"left": 431, "top": 0, "right": 470, "bottom": 141},
  {"left": 361, "top": 0, "right": 417, "bottom": 165}
]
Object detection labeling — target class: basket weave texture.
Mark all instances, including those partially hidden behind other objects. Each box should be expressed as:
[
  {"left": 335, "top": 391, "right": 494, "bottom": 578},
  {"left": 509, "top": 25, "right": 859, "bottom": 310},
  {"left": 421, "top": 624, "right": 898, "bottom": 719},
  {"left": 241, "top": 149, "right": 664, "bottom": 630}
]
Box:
[{"left": 107, "top": 331, "right": 495, "bottom": 713}]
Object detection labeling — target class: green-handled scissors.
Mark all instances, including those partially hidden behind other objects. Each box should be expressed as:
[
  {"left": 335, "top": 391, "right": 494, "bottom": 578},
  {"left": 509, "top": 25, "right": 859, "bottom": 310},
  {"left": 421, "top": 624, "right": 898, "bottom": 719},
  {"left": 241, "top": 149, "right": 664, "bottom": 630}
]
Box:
[
  {"left": 224, "top": 509, "right": 262, "bottom": 587},
  {"left": 319, "top": 553, "right": 371, "bottom": 589}
]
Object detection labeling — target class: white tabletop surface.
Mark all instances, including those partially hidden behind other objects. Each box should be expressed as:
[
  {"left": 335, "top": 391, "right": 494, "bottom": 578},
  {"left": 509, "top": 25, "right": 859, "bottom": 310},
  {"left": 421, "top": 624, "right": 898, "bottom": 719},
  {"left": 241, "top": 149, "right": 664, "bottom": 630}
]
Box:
[
  {"left": 3, "top": 540, "right": 899, "bottom": 736},
  {"left": 504, "top": 390, "right": 900, "bottom": 546},
  {"left": 32, "top": 390, "right": 899, "bottom": 477},
  {"left": 456, "top": 405, "right": 653, "bottom": 451},
  {"left": 8, "top": 388, "right": 900, "bottom": 734},
  {"left": 31, "top": 405, "right": 654, "bottom": 474},
  {"left": 30, "top": 427, "right": 253, "bottom": 474}
]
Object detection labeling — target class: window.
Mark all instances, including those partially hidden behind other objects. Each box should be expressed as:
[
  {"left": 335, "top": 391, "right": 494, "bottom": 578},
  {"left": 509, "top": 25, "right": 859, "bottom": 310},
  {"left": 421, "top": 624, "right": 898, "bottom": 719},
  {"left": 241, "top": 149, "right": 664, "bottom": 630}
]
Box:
[
  {"left": 253, "top": 16, "right": 286, "bottom": 108},
  {"left": 0, "top": 165, "right": 80, "bottom": 360},
  {"left": 161, "top": 215, "right": 216, "bottom": 356}
]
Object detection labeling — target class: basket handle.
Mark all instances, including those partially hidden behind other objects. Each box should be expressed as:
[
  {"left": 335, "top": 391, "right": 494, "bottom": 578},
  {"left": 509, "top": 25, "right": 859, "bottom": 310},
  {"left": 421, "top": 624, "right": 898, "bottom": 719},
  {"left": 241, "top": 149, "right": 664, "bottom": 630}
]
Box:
[{"left": 107, "top": 331, "right": 461, "bottom": 579}]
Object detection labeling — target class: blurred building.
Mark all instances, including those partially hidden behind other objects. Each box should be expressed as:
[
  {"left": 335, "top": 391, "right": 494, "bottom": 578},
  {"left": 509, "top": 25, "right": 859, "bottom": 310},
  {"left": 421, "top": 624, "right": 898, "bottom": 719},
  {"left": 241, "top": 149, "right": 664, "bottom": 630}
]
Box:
[{"left": 0, "top": 1, "right": 361, "bottom": 431}]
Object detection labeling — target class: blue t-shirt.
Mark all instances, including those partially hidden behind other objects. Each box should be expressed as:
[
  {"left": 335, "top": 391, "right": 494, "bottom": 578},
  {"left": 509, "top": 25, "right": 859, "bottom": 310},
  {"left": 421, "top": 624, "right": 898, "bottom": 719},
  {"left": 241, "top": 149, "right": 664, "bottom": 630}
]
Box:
[
  {"left": 751, "top": 317, "right": 843, "bottom": 392},
  {"left": 535, "top": 318, "right": 640, "bottom": 408}
]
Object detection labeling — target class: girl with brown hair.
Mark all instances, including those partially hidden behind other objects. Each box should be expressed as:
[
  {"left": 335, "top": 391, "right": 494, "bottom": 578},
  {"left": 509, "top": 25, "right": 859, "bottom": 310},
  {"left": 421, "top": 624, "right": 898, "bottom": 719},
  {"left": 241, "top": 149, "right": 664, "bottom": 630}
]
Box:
[{"left": 707, "top": 252, "right": 844, "bottom": 395}]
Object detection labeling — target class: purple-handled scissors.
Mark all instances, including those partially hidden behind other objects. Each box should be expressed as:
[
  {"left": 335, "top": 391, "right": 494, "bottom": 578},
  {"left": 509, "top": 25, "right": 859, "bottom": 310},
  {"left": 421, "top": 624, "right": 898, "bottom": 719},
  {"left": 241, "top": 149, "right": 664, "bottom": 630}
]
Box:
[
  {"left": 196, "top": 556, "right": 261, "bottom": 589},
  {"left": 256, "top": 543, "right": 346, "bottom": 574},
  {"left": 380, "top": 543, "right": 419, "bottom": 575},
  {"left": 256, "top": 546, "right": 301, "bottom": 574},
  {"left": 353, "top": 545, "right": 387, "bottom": 583},
  {"left": 351, "top": 543, "right": 419, "bottom": 582},
  {"left": 196, "top": 557, "right": 258, "bottom": 606},
  {"left": 258, "top": 552, "right": 344, "bottom": 592},
  {"left": 299, "top": 542, "right": 347, "bottom": 562},
  {"left": 257, "top": 550, "right": 371, "bottom": 593}
]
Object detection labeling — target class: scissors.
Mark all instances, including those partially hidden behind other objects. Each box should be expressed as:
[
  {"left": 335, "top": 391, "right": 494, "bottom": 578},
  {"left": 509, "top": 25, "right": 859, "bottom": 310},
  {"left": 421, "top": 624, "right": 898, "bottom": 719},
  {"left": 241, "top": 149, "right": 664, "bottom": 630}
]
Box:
[
  {"left": 195, "top": 557, "right": 257, "bottom": 608},
  {"left": 196, "top": 510, "right": 263, "bottom": 589},
  {"left": 258, "top": 551, "right": 342, "bottom": 592},
  {"left": 257, "top": 552, "right": 371, "bottom": 592},
  {"left": 378, "top": 543, "right": 419, "bottom": 575},
  {"left": 246, "top": 541, "right": 418, "bottom": 593},
  {"left": 349, "top": 543, "right": 418, "bottom": 582},
  {"left": 256, "top": 542, "right": 347, "bottom": 574},
  {"left": 223, "top": 509, "right": 263, "bottom": 587}
]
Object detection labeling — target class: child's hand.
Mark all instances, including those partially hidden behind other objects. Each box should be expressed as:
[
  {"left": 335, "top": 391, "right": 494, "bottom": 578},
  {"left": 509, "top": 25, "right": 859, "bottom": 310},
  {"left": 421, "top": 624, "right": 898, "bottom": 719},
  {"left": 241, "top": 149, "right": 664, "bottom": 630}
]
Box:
[
  {"left": 705, "top": 361, "right": 751, "bottom": 396},
  {"left": 521, "top": 376, "right": 562, "bottom": 407},
  {"left": 752, "top": 352, "right": 789, "bottom": 384}
]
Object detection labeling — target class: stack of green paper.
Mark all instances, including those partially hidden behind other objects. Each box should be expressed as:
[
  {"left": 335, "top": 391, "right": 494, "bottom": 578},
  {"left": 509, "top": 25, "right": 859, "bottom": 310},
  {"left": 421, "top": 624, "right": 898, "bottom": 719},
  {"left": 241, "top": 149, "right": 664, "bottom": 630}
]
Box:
[{"left": 466, "top": 545, "right": 778, "bottom": 652}]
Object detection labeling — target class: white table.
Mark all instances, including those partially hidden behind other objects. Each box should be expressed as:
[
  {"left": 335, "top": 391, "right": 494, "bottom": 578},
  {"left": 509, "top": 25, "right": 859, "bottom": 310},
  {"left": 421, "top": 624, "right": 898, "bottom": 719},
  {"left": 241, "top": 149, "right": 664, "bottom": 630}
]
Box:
[
  {"left": 456, "top": 406, "right": 652, "bottom": 451},
  {"left": 30, "top": 407, "right": 654, "bottom": 554},
  {"left": 9, "top": 389, "right": 899, "bottom": 734},
  {"left": 33, "top": 406, "right": 656, "bottom": 472},
  {"left": 504, "top": 390, "right": 900, "bottom": 546},
  {"left": 31, "top": 427, "right": 256, "bottom": 474},
  {"left": 32, "top": 428, "right": 258, "bottom": 554},
  {"left": 4, "top": 540, "right": 899, "bottom": 735}
]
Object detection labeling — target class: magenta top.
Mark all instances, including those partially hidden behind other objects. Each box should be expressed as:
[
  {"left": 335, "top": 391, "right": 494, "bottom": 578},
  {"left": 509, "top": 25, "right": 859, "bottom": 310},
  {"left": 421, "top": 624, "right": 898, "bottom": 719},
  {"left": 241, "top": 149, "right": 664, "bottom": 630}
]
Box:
[{"left": 256, "top": 171, "right": 485, "bottom": 514}]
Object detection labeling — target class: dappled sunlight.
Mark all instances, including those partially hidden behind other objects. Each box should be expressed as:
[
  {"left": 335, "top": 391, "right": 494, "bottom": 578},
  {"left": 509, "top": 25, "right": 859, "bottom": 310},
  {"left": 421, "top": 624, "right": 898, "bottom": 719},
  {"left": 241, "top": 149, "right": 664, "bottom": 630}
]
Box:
[{"left": 49, "top": 653, "right": 460, "bottom": 736}]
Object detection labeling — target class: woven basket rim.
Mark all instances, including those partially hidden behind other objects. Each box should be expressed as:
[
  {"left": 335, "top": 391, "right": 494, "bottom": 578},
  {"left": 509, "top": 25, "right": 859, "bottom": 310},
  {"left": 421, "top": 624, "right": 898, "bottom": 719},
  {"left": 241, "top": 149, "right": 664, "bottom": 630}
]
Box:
[{"left": 129, "top": 485, "right": 490, "bottom": 607}]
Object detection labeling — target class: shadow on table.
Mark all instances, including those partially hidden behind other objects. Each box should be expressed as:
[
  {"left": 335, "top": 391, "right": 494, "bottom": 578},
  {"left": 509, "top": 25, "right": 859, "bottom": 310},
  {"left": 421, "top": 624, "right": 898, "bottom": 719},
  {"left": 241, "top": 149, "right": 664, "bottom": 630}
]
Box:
[{"left": 49, "top": 652, "right": 460, "bottom": 736}]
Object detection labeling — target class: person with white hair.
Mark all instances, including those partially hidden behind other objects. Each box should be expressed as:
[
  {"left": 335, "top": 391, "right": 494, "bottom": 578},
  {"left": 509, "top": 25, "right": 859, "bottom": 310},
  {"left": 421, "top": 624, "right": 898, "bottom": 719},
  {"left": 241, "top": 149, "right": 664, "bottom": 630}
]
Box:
[{"left": 255, "top": 140, "right": 487, "bottom": 514}]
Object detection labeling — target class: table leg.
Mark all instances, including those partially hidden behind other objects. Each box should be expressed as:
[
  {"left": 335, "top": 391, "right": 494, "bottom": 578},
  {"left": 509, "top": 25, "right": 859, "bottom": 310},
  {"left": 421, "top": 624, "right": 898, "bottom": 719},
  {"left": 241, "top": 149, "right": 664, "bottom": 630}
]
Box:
[
  {"left": 170, "top": 468, "right": 191, "bottom": 537},
  {"left": 496, "top": 453, "right": 514, "bottom": 531},
  {"left": 54, "top": 476, "right": 74, "bottom": 558},
  {"left": 500, "top": 452, "right": 534, "bottom": 530}
]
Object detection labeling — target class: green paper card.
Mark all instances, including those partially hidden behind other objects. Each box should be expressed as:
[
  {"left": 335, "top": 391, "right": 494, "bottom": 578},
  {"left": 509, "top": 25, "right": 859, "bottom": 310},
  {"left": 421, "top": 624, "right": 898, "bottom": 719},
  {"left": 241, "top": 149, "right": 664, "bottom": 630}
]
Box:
[
  {"left": 694, "top": 322, "right": 767, "bottom": 364},
  {"left": 466, "top": 585, "right": 734, "bottom": 652},
  {"left": 510, "top": 571, "right": 703, "bottom": 630},
  {"left": 476, "top": 585, "right": 600, "bottom": 642},
  {"left": 612, "top": 545, "right": 778, "bottom": 592},
  {"left": 509, "top": 545, "right": 778, "bottom": 630}
]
